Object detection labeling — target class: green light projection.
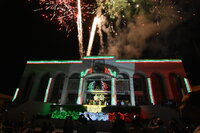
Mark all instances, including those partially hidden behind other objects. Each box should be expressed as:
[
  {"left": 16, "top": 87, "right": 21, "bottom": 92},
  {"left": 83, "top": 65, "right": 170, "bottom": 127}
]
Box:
[
  {"left": 88, "top": 81, "right": 95, "bottom": 91},
  {"left": 44, "top": 78, "right": 52, "bottom": 102},
  {"left": 116, "top": 59, "right": 182, "bottom": 63},
  {"left": 111, "top": 78, "right": 117, "bottom": 105},
  {"left": 147, "top": 78, "right": 155, "bottom": 105},
  {"left": 184, "top": 78, "right": 192, "bottom": 93},
  {"left": 83, "top": 56, "right": 115, "bottom": 60},
  {"left": 27, "top": 60, "right": 82, "bottom": 64},
  {"left": 80, "top": 68, "right": 90, "bottom": 77},
  {"left": 108, "top": 68, "right": 117, "bottom": 77},
  {"left": 51, "top": 110, "right": 80, "bottom": 120},
  {"left": 12, "top": 88, "right": 19, "bottom": 102}
]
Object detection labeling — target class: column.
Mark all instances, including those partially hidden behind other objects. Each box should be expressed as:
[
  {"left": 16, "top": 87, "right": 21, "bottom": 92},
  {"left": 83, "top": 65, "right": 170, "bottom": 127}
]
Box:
[
  {"left": 77, "top": 77, "right": 84, "bottom": 104},
  {"left": 60, "top": 76, "right": 69, "bottom": 104},
  {"left": 12, "top": 88, "right": 20, "bottom": 102},
  {"left": 147, "top": 78, "right": 155, "bottom": 105},
  {"left": 44, "top": 74, "right": 56, "bottom": 102},
  {"left": 17, "top": 76, "right": 26, "bottom": 99},
  {"left": 129, "top": 77, "right": 135, "bottom": 106},
  {"left": 184, "top": 78, "right": 192, "bottom": 93},
  {"left": 82, "top": 79, "right": 88, "bottom": 104},
  {"left": 77, "top": 69, "right": 90, "bottom": 104},
  {"left": 111, "top": 77, "right": 117, "bottom": 105},
  {"left": 44, "top": 77, "right": 53, "bottom": 102}
]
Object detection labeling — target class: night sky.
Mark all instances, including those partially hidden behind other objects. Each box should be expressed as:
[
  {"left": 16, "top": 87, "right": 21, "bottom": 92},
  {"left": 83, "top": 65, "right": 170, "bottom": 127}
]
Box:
[{"left": 1, "top": 0, "right": 200, "bottom": 96}]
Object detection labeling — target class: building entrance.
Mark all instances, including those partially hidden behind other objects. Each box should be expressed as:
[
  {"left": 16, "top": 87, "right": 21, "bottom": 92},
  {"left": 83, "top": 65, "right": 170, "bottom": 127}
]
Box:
[{"left": 84, "top": 79, "right": 111, "bottom": 105}]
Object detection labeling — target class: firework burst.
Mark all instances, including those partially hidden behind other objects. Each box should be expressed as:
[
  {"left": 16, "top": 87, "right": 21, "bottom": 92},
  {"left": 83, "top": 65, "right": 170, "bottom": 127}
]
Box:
[
  {"left": 34, "top": 0, "right": 96, "bottom": 34},
  {"left": 30, "top": 0, "right": 196, "bottom": 58},
  {"left": 94, "top": 0, "right": 185, "bottom": 35}
]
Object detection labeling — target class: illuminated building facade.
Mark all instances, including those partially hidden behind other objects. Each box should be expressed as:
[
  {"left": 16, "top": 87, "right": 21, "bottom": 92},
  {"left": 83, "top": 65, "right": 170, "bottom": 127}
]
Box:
[{"left": 11, "top": 56, "right": 192, "bottom": 121}]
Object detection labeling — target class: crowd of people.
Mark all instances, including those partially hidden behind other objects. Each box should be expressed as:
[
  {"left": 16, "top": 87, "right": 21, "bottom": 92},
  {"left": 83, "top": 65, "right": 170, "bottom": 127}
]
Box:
[{"left": 0, "top": 90, "right": 199, "bottom": 133}]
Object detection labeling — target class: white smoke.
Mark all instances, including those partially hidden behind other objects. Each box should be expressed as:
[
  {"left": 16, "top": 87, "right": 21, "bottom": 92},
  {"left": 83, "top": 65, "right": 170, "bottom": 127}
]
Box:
[{"left": 100, "top": 1, "right": 185, "bottom": 59}]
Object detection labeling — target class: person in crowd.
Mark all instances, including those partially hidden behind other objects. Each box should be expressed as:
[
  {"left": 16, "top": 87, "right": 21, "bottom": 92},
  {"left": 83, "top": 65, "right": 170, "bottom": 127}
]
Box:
[
  {"left": 129, "top": 115, "right": 145, "bottom": 133},
  {"left": 63, "top": 116, "right": 74, "bottom": 133},
  {"left": 3, "top": 120, "right": 13, "bottom": 133},
  {"left": 22, "top": 120, "right": 34, "bottom": 133},
  {"left": 179, "top": 90, "right": 200, "bottom": 133},
  {"left": 47, "top": 121, "right": 55, "bottom": 133},
  {"left": 167, "top": 119, "right": 181, "bottom": 133},
  {"left": 87, "top": 114, "right": 96, "bottom": 133},
  {"left": 110, "top": 114, "right": 128, "bottom": 133},
  {"left": 76, "top": 114, "right": 90, "bottom": 133},
  {"left": 41, "top": 121, "right": 48, "bottom": 133},
  {"left": 148, "top": 116, "right": 167, "bottom": 133}
]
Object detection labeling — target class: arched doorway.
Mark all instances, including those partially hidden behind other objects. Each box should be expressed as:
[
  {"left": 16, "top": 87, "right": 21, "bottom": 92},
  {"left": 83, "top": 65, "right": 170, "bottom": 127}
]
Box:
[
  {"left": 133, "top": 73, "right": 150, "bottom": 105},
  {"left": 49, "top": 73, "right": 65, "bottom": 103},
  {"left": 21, "top": 73, "right": 35, "bottom": 102},
  {"left": 116, "top": 73, "right": 130, "bottom": 106},
  {"left": 169, "top": 73, "right": 187, "bottom": 103},
  {"left": 150, "top": 73, "right": 167, "bottom": 104},
  {"left": 35, "top": 73, "right": 50, "bottom": 102},
  {"left": 76, "top": 67, "right": 117, "bottom": 105},
  {"left": 67, "top": 73, "right": 80, "bottom": 104},
  {"left": 84, "top": 74, "right": 112, "bottom": 105}
]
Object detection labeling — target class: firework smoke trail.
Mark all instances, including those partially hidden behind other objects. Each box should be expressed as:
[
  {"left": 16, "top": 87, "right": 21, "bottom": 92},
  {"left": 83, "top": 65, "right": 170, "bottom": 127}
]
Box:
[
  {"left": 94, "top": 0, "right": 196, "bottom": 58},
  {"left": 34, "top": 0, "right": 96, "bottom": 58},
  {"left": 32, "top": 0, "right": 197, "bottom": 58},
  {"left": 97, "top": 16, "right": 104, "bottom": 54},
  {"left": 86, "top": 16, "right": 100, "bottom": 56},
  {"left": 77, "top": 0, "right": 84, "bottom": 58}
]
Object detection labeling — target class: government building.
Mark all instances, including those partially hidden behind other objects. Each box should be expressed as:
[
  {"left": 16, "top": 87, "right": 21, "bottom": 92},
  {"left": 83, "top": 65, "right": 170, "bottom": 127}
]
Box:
[{"left": 9, "top": 56, "right": 192, "bottom": 122}]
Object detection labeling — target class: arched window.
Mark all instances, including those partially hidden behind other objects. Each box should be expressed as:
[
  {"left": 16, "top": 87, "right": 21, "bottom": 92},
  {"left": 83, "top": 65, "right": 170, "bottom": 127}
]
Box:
[
  {"left": 21, "top": 73, "right": 35, "bottom": 102},
  {"left": 169, "top": 73, "right": 187, "bottom": 103},
  {"left": 116, "top": 73, "right": 129, "bottom": 91},
  {"left": 81, "top": 74, "right": 111, "bottom": 105},
  {"left": 116, "top": 73, "right": 130, "bottom": 106},
  {"left": 150, "top": 73, "right": 167, "bottom": 104},
  {"left": 49, "top": 73, "right": 65, "bottom": 103},
  {"left": 133, "top": 73, "right": 150, "bottom": 105},
  {"left": 67, "top": 73, "right": 80, "bottom": 104},
  {"left": 35, "top": 73, "right": 50, "bottom": 102}
]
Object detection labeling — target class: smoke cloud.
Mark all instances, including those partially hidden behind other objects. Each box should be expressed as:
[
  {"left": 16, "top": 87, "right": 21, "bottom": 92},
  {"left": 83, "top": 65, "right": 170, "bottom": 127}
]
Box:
[{"left": 100, "top": 0, "right": 196, "bottom": 59}]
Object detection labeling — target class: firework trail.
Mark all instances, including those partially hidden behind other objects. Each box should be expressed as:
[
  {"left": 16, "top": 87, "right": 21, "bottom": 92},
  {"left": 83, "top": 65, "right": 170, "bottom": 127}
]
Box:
[
  {"left": 32, "top": 0, "right": 197, "bottom": 58},
  {"left": 77, "top": 0, "right": 84, "bottom": 58},
  {"left": 94, "top": 0, "right": 196, "bottom": 58},
  {"left": 86, "top": 16, "right": 100, "bottom": 56},
  {"left": 97, "top": 15, "right": 105, "bottom": 55},
  {"left": 34, "top": 0, "right": 96, "bottom": 58}
]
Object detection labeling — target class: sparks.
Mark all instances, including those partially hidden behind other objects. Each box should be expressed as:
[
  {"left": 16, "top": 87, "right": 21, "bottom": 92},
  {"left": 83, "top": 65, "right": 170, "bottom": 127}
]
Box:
[
  {"left": 86, "top": 16, "right": 100, "bottom": 56},
  {"left": 77, "top": 0, "right": 84, "bottom": 58},
  {"left": 30, "top": 0, "right": 192, "bottom": 58}
]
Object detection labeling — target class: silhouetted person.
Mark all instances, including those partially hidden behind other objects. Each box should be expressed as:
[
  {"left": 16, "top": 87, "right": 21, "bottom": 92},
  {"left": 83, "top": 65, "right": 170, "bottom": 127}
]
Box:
[
  {"left": 179, "top": 90, "right": 200, "bottom": 133},
  {"left": 77, "top": 114, "right": 90, "bottom": 133},
  {"left": 167, "top": 119, "right": 181, "bottom": 133},
  {"left": 87, "top": 114, "right": 96, "bottom": 133},
  {"left": 63, "top": 116, "right": 74, "bottom": 133},
  {"left": 148, "top": 117, "right": 165, "bottom": 133},
  {"left": 155, "top": 118, "right": 167, "bottom": 133},
  {"left": 47, "top": 122, "right": 55, "bottom": 133},
  {"left": 22, "top": 120, "right": 34, "bottom": 133},
  {"left": 129, "top": 116, "right": 145, "bottom": 133},
  {"left": 110, "top": 114, "right": 128, "bottom": 133},
  {"left": 41, "top": 121, "right": 48, "bottom": 133}
]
